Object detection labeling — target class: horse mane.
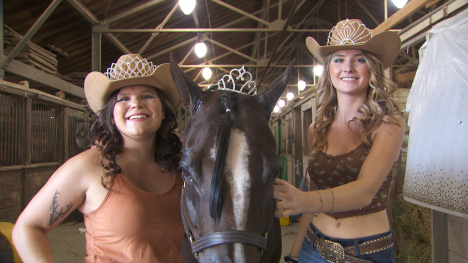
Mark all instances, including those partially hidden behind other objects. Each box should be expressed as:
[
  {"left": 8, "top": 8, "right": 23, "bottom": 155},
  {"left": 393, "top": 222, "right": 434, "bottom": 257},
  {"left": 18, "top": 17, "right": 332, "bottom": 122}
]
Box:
[{"left": 210, "top": 91, "right": 236, "bottom": 222}]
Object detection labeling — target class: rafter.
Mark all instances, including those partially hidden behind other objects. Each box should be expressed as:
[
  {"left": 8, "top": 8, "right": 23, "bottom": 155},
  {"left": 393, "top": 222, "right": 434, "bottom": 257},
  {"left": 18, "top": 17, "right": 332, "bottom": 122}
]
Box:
[
  {"left": 211, "top": 0, "right": 271, "bottom": 26},
  {"left": 66, "top": 0, "right": 130, "bottom": 53}
]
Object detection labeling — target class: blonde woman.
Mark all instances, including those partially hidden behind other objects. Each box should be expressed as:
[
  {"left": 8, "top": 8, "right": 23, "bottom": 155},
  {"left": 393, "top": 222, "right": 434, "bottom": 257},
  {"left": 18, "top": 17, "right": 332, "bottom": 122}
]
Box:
[{"left": 275, "top": 19, "right": 404, "bottom": 263}]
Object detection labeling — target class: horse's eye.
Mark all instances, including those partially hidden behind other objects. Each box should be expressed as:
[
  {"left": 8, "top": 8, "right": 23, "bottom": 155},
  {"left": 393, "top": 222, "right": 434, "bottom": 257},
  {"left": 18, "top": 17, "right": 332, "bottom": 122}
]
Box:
[{"left": 273, "top": 169, "right": 281, "bottom": 180}]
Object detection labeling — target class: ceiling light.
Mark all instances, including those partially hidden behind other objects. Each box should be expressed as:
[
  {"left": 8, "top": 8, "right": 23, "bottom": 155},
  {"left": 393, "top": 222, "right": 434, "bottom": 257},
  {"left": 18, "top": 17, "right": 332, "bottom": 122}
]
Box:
[
  {"left": 278, "top": 99, "right": 285, "bottom": 108},
  {"left": 298, "top": 80, "right": 306, "bottom": 91},
  {"left": 194, "top": 42, "right": 207, "bottom": 58},
  {"left": 287, "top": 92, "right": 294, "bottom": 101},
  {"left": 179, "top": 0, "right": 196, "bottom": 15},
  {"left": 392, "top": 0, "right": 407, "bottom": 8},
  {"left": 313, "top": 65, "right": 323, "bottom": 76},
  {"left": 273, "top": 106, "right": 280, "bottom": 113},
  {"left": 202, "top": 67, "right": 212, "bottom": 80}
]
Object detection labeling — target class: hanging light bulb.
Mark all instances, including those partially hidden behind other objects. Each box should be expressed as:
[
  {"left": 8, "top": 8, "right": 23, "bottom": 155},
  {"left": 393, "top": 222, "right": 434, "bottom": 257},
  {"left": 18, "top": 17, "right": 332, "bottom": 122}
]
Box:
[
  {"left": 194, "top": 42, "right": 207, "bottom": 58},
  {"left": 202, "top": 67, "right": 212, "bottom": 80},
  {"left": 179, "top": 0, "right": 196, "bottom": 15},
  {"left": 278, "top": 99, "right": 286, "bottom": 108},
  {"left": 313, "top": 65, "right": 323, "bottom": 76},
  {"left": 392, "top": 0, "right": 407, "bottom": 8},
  {"left": 298, "top": 80, "right": 306, "bottom": 91},
  {"left": 273, "top": 106, "right": 280, "bottom": 113},
  {"left": 287, "top": 92, "right": 294, "bottom": 101}
]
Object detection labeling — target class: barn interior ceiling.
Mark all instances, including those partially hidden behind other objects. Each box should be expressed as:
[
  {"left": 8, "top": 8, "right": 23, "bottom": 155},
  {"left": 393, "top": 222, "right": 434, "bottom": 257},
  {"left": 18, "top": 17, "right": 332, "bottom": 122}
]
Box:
[{"left": 1, "top": 0, "right": 467, "bottom": 105}]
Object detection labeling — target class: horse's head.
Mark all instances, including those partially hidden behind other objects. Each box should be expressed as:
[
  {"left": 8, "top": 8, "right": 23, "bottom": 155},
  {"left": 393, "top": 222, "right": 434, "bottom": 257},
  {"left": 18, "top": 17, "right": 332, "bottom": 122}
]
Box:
[{"left": 170, "top": 53, "right": 294, "bottom": 263}]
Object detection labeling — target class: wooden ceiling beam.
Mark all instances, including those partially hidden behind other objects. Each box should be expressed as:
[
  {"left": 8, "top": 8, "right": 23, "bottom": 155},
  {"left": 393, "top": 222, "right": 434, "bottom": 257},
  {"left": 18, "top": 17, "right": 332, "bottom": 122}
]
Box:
[
  {"left": 1, "top": 54, "right": 85, "bottom": 98},
  {"left": 373, "top": 0, "right": 430, "bottom": 34}
]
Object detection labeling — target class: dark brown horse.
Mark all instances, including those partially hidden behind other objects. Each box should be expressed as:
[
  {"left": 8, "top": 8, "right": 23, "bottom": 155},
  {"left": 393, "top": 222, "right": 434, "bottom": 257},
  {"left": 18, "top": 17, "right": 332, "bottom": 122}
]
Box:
[{"left": 170, "top": 54, "right": 294, "bottom": 263}]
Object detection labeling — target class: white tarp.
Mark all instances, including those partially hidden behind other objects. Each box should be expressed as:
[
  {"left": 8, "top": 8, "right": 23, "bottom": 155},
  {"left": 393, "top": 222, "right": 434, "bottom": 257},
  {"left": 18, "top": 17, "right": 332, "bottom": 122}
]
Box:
[{"left": 404, "top": 9, "right": 468, "bottom": 218}]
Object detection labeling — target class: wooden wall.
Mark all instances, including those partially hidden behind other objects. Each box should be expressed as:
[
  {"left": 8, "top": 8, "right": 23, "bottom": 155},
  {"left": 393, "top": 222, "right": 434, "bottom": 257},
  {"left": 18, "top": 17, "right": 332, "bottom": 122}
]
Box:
[
  {"left": 0, "top": 165, "right": 59, "bottom": 262},
  {"left": 0, "top": 82, "right": 89, "bottom": 262},
  {"left": 0, "top": 170, "right": 23, "bottom": 224},
  {"left": 0, "top": 166, "right": 59, "bottom": 223}
]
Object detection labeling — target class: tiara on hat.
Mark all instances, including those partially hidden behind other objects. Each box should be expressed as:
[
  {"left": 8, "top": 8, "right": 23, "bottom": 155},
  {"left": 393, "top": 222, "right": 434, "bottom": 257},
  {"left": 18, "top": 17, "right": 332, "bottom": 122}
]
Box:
[
  {"left": 104, "top": 55, "right": 157, "bottom": 80},
  {"left": 215, "top": 66, "right": 257, "bottom": 96},
  {"left": 327, "top": 19, "right": 373, "bottom": 46}
]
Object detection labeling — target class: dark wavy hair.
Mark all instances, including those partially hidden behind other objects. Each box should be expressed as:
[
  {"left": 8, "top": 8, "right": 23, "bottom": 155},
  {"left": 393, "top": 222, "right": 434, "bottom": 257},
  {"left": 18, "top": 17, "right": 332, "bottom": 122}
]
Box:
[
  {"left": 311, "top": 50, "right": 402, "bottom": 156},
  {"left": 88, "top": 86, "right": 182, "bottom": 187}
]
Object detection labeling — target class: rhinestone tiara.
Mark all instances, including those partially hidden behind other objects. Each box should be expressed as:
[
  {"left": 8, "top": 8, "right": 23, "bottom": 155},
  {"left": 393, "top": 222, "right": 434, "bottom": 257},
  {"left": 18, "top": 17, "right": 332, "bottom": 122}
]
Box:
[
  {"left": 104, "top": 55, "right": 156, "bottom": 80},
  {"left": 215, "top": 66, "right": 257, "bottom": 96},
  {"left": 327, "top": 19, "right": 373, "bottom": 46}
]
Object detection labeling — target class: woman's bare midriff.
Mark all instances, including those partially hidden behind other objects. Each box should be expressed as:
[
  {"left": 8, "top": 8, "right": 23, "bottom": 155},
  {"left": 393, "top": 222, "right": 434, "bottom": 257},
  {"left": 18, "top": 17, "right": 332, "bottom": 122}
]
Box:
[{"left": 312, "top": 209, "right": 390, "bottom": 239}]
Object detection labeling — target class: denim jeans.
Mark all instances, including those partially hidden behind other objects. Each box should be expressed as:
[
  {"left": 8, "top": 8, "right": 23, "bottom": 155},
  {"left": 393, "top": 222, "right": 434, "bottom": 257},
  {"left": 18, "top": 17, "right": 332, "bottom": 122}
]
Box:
[{"left": 298, "top": 223, "right": 395, "bottom": 263}]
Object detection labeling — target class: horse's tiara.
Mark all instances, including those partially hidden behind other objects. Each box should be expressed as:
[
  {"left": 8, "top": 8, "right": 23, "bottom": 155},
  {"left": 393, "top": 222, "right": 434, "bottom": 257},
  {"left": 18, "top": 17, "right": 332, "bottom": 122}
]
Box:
[{"left": 215, "top": 66, "right": 257, "bottom": 96}]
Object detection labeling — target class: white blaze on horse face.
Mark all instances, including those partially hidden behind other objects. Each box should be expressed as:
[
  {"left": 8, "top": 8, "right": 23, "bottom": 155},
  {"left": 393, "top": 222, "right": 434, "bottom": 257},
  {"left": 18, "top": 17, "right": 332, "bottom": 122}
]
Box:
[
  {"left": 208, "top": 128, "right": 251, "bottom": 261},
  {"left": 226, "top": 128, "right": 251, "bottom": 228},
  {"left": 226, "top": 128, "right": 251, "bottom": 261}
]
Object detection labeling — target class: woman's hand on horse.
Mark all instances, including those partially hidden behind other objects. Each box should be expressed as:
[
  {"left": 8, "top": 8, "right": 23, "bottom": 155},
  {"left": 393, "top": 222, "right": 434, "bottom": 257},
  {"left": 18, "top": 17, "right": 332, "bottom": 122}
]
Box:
[{"left": 273, "top": 178, "right": 307, "bottom": 218}]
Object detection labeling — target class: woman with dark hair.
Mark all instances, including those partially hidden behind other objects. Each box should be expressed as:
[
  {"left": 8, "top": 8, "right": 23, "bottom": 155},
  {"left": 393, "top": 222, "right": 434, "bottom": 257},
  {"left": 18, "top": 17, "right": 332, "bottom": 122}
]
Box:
[
  {"left": 13, "top": 54, "right": 194, "bottom": 263},
  {"left": 276, "top": 19, "right": 405, "bottom": 263}
]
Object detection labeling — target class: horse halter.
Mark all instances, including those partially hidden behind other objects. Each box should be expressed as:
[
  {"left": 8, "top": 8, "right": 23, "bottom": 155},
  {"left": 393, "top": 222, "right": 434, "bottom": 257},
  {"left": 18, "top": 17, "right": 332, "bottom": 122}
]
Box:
[{"left": 180, "top": 182, "right": 275, "bottom": 257}]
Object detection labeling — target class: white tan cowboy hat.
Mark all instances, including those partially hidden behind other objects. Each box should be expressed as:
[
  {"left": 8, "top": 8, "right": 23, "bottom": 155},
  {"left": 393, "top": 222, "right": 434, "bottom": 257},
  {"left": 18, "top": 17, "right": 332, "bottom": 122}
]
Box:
[
  {"left": 306, "top": 19, "right": 401, "bottom": 69},
  {"left": 84, "top": 54, "right": 181, "bottom": 113}
]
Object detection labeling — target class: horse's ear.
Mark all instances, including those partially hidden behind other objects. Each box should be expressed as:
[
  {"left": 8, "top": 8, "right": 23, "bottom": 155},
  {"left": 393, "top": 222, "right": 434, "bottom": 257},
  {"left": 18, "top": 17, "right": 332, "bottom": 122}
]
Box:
[
  {"left": 258, "top": 59, "right": 295, "bottom": 115},
  {"left": 169, "top": 53, "right": 203, "bottom": 113}
]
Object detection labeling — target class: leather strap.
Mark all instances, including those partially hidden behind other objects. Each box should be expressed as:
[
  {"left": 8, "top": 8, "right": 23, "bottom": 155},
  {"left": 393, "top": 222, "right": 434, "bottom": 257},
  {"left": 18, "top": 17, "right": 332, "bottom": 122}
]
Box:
[
  {"left": 344, "top": 255, "right": 373, "bottom": 263},
  {"left": 191, "top": 230, "right": 267, "bottom": 253},
  {"left": 180, "top": 183, "right": 272, "bottom": 255},
  {"left": 181, "top": 185, "right": 195, "bottom": 243},
  {"left": 345, "top": 233, "right": 394, "bottom": 256}
]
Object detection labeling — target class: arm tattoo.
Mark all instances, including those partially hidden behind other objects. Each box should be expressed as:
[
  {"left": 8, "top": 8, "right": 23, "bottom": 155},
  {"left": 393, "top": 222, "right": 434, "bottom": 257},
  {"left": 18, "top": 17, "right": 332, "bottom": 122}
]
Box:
[{"left": 49, "top": 190, "right": 74, "bottom": 226}]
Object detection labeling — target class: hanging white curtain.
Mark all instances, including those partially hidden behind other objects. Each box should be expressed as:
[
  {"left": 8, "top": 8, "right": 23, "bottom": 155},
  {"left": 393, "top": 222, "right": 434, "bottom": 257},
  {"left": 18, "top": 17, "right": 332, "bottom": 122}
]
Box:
[{"left": 404, "top": 9, "right": 468, "bottom": 218}]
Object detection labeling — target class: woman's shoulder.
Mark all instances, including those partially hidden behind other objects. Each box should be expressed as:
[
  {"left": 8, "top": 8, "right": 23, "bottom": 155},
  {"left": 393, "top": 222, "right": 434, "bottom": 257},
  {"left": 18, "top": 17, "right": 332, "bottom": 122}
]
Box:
[
  {"left": 381, "top": 114, "right": 405, "bottom": 131},
  {"left": 61, "top": 147, "right": 103, "bottom": 175},
  {"left": 373, "top": 114, "right": 406, "bottom": 140}
]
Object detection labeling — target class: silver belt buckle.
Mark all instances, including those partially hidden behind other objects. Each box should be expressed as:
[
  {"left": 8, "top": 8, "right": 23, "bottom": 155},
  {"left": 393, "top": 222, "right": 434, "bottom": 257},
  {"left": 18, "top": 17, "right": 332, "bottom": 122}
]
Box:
[{"left": 315, "top": 237, "right": 346, "bottom": 263}]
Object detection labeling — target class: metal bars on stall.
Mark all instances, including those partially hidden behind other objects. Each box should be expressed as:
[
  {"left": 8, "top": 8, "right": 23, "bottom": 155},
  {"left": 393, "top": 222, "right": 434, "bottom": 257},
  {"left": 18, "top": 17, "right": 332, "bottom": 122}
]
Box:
[{"left": 0, "top": 93, "right": 24, "bottom": 167}]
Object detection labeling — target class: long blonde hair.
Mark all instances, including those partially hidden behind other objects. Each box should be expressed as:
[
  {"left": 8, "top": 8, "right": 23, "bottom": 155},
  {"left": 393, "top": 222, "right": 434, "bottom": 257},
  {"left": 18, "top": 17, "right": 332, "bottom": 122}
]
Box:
[{"left": 311, "top": 50, "right": 401, "bottom": 155}]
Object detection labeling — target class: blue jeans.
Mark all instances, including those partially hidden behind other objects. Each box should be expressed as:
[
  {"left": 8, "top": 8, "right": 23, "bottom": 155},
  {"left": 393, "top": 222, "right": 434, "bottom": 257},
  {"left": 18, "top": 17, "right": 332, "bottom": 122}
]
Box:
[{"left": 298, "top": 223, "right": 395, "bottom": 263}]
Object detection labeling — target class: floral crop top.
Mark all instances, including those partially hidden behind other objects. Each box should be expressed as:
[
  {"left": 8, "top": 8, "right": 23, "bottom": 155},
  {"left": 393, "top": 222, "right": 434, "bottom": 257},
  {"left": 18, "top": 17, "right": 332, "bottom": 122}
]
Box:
[{"left": 308, "top": 143, "right": 395, "bottom": 219}]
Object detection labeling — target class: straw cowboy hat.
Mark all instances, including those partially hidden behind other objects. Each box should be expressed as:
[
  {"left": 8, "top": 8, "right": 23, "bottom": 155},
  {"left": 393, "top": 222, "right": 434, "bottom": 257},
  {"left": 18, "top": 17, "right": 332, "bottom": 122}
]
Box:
[
  {"left": 84, "top": 54, "right": 181, "bottom": 113},
  {"left": 306, "top": 19, "right": 401, "bottom": 69}
]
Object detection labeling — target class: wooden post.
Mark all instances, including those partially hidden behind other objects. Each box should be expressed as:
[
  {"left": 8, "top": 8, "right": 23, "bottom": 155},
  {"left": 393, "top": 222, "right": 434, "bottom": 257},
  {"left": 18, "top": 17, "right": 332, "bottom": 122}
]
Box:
[
  {"left": 63, "top": 107, "right": 69, "bottom": 161},
  {"left": 432, "top": 210, "right": 448, "bottom": 263},
  {"left": 92, "top": 30, "right": 101, "bottom": 72}
]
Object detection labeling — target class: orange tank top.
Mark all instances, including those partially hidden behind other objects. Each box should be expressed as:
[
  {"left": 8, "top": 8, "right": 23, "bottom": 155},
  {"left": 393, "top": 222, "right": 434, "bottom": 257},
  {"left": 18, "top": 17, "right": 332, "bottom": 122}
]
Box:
[{"left": 83, "top": 173, "right": 185, "bottom": 263}]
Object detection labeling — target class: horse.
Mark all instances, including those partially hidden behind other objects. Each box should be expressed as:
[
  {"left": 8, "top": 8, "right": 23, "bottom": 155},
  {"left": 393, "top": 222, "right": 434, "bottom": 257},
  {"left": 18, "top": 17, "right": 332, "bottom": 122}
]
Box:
[{"left": 170, "top": 53, "right": 294, "bottom": 263}]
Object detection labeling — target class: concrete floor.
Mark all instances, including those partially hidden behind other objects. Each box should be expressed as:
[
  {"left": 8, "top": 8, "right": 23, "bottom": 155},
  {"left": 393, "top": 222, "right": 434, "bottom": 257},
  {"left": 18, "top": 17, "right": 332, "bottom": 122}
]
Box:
[{"left": 46, "top": 221, "right": 300, "bottom": 263}]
